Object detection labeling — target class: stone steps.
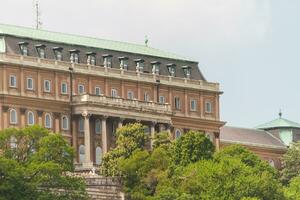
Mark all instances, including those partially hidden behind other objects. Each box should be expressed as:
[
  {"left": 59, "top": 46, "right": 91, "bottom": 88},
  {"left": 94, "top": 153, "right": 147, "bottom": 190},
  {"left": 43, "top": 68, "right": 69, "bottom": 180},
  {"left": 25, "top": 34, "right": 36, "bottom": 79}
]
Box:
[{"left": 86, "top": 187, "right": 123, "bottom": 200}]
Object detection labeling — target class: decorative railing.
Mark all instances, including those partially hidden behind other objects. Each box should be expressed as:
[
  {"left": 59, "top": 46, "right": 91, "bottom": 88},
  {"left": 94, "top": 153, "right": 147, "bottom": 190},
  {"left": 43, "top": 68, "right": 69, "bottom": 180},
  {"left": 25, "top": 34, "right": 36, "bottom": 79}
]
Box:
[
  {"left": 72, "top": 94, "right": 172, "bottom": 115},
  {"left": 0, "top": 53, "right": 220, "bottom": 92}
]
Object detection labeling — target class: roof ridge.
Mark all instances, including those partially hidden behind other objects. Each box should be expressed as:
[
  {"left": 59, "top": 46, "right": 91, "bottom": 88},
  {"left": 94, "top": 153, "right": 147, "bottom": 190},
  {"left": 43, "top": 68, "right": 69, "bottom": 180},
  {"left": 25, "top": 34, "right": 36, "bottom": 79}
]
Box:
[{"left": 223, "top": 125, "right": 266, "bottom": 133}]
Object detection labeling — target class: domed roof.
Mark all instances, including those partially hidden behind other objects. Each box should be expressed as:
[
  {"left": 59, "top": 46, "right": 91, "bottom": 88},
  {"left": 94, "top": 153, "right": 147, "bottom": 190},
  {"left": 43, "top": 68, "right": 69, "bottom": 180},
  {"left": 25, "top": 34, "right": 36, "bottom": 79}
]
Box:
[{"left": 255, "top": 115, "right": 300, "bottom": 130}]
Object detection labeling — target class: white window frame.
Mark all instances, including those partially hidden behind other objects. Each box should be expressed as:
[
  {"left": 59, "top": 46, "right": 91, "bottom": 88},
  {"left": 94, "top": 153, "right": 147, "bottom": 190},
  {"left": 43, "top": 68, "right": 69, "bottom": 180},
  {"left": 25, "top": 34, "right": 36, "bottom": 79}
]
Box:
[
  {"left": 61, "top": 115, "right": 69, "bottom": 130},
  {"left": 78, "top": 84, "right": 85, "bottom": 95},
  {"left": 175, "top": 129, "right": 182, "bottom": 139},
  {"left": 37, "top": 47, "right": 46, "bottom": 59},
  {"left": 27, "top": 111, "right": 35, "bottom": 126},
  {"left": 44, "top": 80, "right": 51, "bottom": 93},
  {"left": 159, "top": 96, "right": 165, "bottom": 104},
  {"left": 190, "top": 99, "right": 197, "bottom": 111},
  {"left": 26, "top": 77, "right": 34, "bottom": 90},
  {"left": 20, "top": 44, "right": 28, "bottom": 56},
  {"left": 61, "top": 82, "right": 68, "bottom": 94},
  {"left": 144, "top": 92, "right": 150, "bottom": 102},
  {"left": 9, "top": 75, "right": 17, "bottom": 88},
  {"left": 9, "top": 109, "right": 18, "bottom": 124},
  {"left": 95, "top": 119, "right": 101, "bottom": 134},
  {"left": 45, "top": 113, "right": 52, "bottom": 128},
  {"left": 175, "top": 97, "right": 181, "bottom": 110},
  {"left": 111, "top": 88, "right": 118, "bottom": 98},
  {"left": 127, "top": 91, "right": 134, "bottom": 100},
  {"left": 95, "top": 146, "right": 103, "bottom": 165},
  {"left": 95, "top": 87, "right": 101, "bottom": 96},
  {"left": 205, "top": 101, "right": 212, "bottom": 113},
  {"left": 87, "top": 54, "right": 96, "bottom": 65}
]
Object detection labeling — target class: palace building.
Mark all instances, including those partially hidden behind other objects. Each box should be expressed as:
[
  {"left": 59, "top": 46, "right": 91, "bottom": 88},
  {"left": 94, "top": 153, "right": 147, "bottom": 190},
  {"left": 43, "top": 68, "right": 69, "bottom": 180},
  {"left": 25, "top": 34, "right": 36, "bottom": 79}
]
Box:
[{"left": 0, "top": 24, "right": 224, "bottom": 169}]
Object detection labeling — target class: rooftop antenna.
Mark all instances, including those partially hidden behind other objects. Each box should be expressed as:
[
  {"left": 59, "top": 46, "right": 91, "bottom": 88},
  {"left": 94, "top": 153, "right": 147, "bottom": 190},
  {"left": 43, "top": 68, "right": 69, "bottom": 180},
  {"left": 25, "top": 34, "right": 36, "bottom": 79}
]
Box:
[
  {"left": 145, "top": 35, "right": 149, "bottom": 47},
  {"left": 279, "top": 109, "right": 282, "bottom": 118},
  {"left": 35, "top": 0, "right": 42, "bottom": 29}
]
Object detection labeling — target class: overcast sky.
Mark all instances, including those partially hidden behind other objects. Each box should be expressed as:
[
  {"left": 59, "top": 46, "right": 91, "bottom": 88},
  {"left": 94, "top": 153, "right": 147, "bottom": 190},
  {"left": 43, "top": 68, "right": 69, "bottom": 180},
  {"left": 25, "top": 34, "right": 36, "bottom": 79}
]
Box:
[{"left": 0, "top": 0, "right": 299, "bottom": 128}]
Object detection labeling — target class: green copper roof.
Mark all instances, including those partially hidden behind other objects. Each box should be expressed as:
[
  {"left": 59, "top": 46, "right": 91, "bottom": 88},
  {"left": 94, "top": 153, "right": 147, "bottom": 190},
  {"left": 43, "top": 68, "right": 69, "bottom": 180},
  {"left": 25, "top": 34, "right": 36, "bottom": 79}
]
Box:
[
  {"left": 0, "top": 36, "right": 5, "bottom": 53},
  {"left": 0, "top": 23, "right": 194, "bottom": 62},
  {"left": 255, "top": 117, "right": 300, "bottom": 130}
]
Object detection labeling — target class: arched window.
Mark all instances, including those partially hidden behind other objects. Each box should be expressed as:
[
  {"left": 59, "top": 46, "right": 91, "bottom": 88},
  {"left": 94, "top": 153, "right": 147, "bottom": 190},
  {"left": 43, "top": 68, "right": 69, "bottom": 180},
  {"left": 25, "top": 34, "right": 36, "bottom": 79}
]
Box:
[
  {"left": 79, "top": 118, "right": 84, "bottom": 132},
  {"left": 95, "top": 119, "right": 101, "bottom": 134},
  {"left": 45, "top": 113, "right": 52, "bottom": 128},
  {"left": 175, "top": 129, "right": 182, "bottom": 139},
  {"left": 10, "top": 109, "right": 17, "bottom": 124},
  {"left": 61, "top": 115, "right": 69, "bottom": 130},
  {"left": 95, "top": 146, "right": 103, "bottom": 165},
  {"left": 79, "top": 145, "right": 85, "bottom": 164},
  {"left": 27, "top": 111, "right": 35, "bottom": 125}
]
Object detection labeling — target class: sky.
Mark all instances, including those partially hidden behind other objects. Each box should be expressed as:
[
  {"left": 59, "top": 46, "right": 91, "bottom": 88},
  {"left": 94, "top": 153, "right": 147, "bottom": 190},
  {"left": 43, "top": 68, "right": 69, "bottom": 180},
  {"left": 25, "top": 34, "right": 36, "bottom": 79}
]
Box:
[{"left": 0, "top": 0, "right": 299, "bottom": 128}]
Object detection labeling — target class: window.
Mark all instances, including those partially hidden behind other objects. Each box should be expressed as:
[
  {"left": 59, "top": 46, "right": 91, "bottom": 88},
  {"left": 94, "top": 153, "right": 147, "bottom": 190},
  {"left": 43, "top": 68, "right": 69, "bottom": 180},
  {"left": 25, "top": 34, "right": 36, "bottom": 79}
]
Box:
[
  {"left": 119, "top": 57, "right": 128, "bottom": 70},
  {"left": 61, "top": 115, "right": 69, "bottom": 130},
  {"left": 26, "top": 77, "right": 34, "bottom": 90},
  {"left": 79, "top": 145, "right": 85, "bottom": 164},
  {"left": 95, "top": 87, "right": 101, "bottom": 96},
  {"left": 151, "top": 62, "right": 160, "bottom": 75},
  {"left": 269, "top": 159, "right": 275, "bottom": 167},
  {"left": 78, "top": 84, "right": 85, "bottom": 94},
  {"left": 10, "top": 136, "right": 17, "bottom": 149},
  {"left": 19, "top": 42, "right": 28, "bottom": 56},
  {"left": 79, "top": 118, "right": 84, "bottom": 132},
  {"left": 95, "top": 119, "right": 101, "bottom": 134},
  {"left": 144, "top": 92, "right": 150, "bottom": 102},
  {"left": 10, "top": 109, "right": 17, "bottom": 124},
  {"left": 61, "top": 82, "right": 68, "bottom": 94},
  {"left": 53, "top": 47, "right": 63, "bottom": 61},
  {"left": 135, "top": 59, "right": 144, "bottom": 72},
  {"left": 44, "top": 80, "right": 51, "bottom": 92},
  {"left": 175, "top": 129, "right": 182, "bottom": 139},
  {"left": 36, "top": 45, "right": 46, "bottom": 59},
  {"left": 182, "top": 66, "right": 191, "bottom": 78},
  {"left": 27, "top": 111, "right": 35, "bottom": 125},
  {"left": 9, "top": 75, "right": 17, "bottom": 87},
  {"left": 95, "top": 146, "right": 103, "bottom": 165},
  {"left": 167, "top": 64, "right": 176, "bottom": 76},
  {"left": 70, "top": 50, "right": 79, "bottom": 64},
  {"left": 103, "top": 55, "right": 112, "bottom": 67},
  {"left": 127, "top": 91, "right": 134, "bottom": 100},
  {"left": 205, "top": 101, "right": 212, "bottom": 113},
  {"left": 45, "top": 113, "right": 52, "bottom": 128},
  {"left": 159, "top": 96, "right": 165, "bottom": 104},
  {"left": 190, "top": 100, "right": 197, "bottom": 111},
  {"left": 87, "top": 53, "right": 96, "bottom": 65},
  {"left": 174, "top": 97, "right": 181, "bottom": 110},
  {"left": 111, "top": 89, "right": 118, "bottom": 98}
]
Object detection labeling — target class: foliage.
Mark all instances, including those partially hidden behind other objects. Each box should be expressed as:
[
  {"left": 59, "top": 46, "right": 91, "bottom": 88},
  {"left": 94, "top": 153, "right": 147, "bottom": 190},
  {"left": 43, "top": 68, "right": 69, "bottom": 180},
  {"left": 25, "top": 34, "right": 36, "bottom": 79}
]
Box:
[
  {"left": 172, "top": 131, "right": 214, "bottom": 166},
  {"left": 284, "top": 176, "right": 300, "bottom": 200},
  {"left": 0, "top": 126, "right": 87, "bottom": 200},
  {"left": 281, "top": 141, "right": 300, "bottom": 184},
  {"left": 152, "top": 131, "right": 172, "bottom": 149}
]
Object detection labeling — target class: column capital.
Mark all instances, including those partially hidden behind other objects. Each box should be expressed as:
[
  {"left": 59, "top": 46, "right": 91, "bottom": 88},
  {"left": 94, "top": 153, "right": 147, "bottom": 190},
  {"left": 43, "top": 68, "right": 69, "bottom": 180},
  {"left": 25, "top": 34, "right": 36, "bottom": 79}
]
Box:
[
  {"left": 37, "top": 110, "right": 43, "bottom": 117},
  {"left": 119, "top": 117, "right": 125, "bottom": 122},
  {"left": 2, "top": 106, "right": 9, "bottom": 112},
  {"left": 214, "top": 132, "right": 220, "bottom": 138},
  {"left": 20, "top": 108, "right": 26, "bottom": 114},
  {"left": 150, "top": 121, "right": 157, "bottom": 126},
  {"left": 81, "top": 111, "right": 91, "bottom": 118},
  {"left": 101, "top": 115, "right": 108, "bottom": 120},
  {"left": 53, "top": 112, "right": 61, "bottom": 118}
]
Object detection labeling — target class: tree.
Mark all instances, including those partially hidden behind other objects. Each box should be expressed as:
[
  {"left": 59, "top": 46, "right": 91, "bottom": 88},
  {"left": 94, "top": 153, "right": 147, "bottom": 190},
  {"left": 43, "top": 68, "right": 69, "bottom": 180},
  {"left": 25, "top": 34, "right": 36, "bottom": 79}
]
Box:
[
  {"left": 284, "top": 176, "right": 300, "bottom": 200},
  {"left": 281, "top": 141, "right": 300, "bottom": 184},
  {"left": 0, "top": 126, "right": 87, "bottom": 200},
  {"left": 172, "top": 131, "right": 214, "bottom": 166}
]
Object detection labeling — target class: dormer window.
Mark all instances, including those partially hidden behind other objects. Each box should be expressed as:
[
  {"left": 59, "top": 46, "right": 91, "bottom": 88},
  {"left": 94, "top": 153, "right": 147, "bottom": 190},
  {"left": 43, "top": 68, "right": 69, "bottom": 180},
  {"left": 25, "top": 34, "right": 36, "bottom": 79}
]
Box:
[
  {"left": 70, "top": 50, "right": 80, "bottom": 64},
  {"left": 119, "top": 57, "right": 128, "bottom": 70},
  {"left": 134, "top": 59, "right": 144, "bottom": 72},
  {"left": 182, "top": 66, "right": 191, "bottom": 79},
  {"left": 86, "top": 52, "right": 96, "bottom": 65},
  {"left": 53, "top": 47, "right": 63, "bottom": 61},
  {"left": 35, "top": 44, "right": 46, "bottom": 59},
  {"left": 18, "top": 42, "right": 28, "bottom": 56},
  {"left": 151, "top": 61, "right": 160, "bottom": 75},
  {"left": 103, "top": 54, "right": 112, "bottom": 68},
  {"left": 167, "top": 63, "right": 176, "bottom": 77}
]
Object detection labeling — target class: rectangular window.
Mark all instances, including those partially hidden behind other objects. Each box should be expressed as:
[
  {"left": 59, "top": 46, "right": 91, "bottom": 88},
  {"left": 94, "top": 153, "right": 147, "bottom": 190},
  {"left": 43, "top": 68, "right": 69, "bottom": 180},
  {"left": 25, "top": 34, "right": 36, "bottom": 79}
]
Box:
[
  {"left": 61, "top": 82, "right": 68, "bottom": 94},
  {"left": 26, "top": 77, "right": 34, "bottom": 90},
  {"left": 70, "top": 52, "right": 79, "bottom": 64},
  {"left": 104, "top": 56, "right": 112, "bottom": 68},
  {"left": 9, "top": 75, "right": 17, "bottom": 88},
  {"left": 159, "top": 96, "right": 165, "bottom": 104},
  {"left": 174, "top": 97, "right": 181, "bottom": 110},
  {"left": 36, "top": 45, "right": 46, "bottom": 59},
  {"left": 87, "top": 54, "right": 96, "bottom": 65},
  {"left": 95, "top": 87, "right": 101, "bottom": 96},
  {"left": 205, "top": 101, "right": 212, "bottom": 113},
  {"left": 144, "top": 93, "right": 150, "bottom": 102},
  {"left": 111, "top": 89, "right": 117, "bottom": 98},
  {"left": 190, "top": 99, "right": 197, "bottom": 111},
  {"left": 53, "top": 48, "right": 63, "bottom": 61},
  {"left": 44, "top": 80, "right": 51, "bottom": 92},
  {"left": 19, "top": 43, "right": 28, "bottom": 56},
  {"left": 78, "top": 84, "right": 85, "bottom": 94},
  {"left": 127, "top": 91, "right": 134, "bottom": 99}
]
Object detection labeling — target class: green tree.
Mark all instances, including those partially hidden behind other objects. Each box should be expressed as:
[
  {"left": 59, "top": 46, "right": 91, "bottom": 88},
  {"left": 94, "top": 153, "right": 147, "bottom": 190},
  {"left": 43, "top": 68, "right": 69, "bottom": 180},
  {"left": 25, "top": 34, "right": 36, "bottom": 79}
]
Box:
[
  {"left": 284, "top": 176, "right": 300, "bottom": 200},
  {"left": 0, "top": 126, "right": 87, "bottom": 200},
  {"left": 281, "top": 141, "right": 300, "bottom": 184},
  {"left": 172, "top": 131, "right": 214, "bottom": 166}
]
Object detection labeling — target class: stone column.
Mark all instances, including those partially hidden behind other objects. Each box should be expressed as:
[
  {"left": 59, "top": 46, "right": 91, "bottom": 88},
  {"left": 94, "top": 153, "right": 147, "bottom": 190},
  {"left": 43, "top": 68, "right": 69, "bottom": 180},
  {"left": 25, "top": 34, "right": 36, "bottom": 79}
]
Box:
[
  {"left": 214, "top": 132, "right": 220, "bottom": 151},
  {"left": 82, "top": 112, "right": 93, "bottom": 168},
  {"left": 150, "top": 122, "right": 156, "bottom": 149},
  {"left": 37, "top": 110, "right": 43, "bottom": 126},
  {"left": 118, "top": 118, "right": 124, "bottom": 129},
  {"left": 101, "top": 116, "right": 108, "bottom": 154},
  {"left": 20, "top": 68, "right": 24, "bottom": 96},
  {"left": 54, "top": 112, "right": 60, "bottom": 133},
  {"left": 72, "top": 117, "right": 78, "bottom": 163},
  {"left": 2, "top": 106, "right": 9, "bottom": 129},
  {"left": 20, "top": 108, "right": 26, "bottom": 127},
  {"left": 158, "top": 124, "right": 164, "bottom": 132}
]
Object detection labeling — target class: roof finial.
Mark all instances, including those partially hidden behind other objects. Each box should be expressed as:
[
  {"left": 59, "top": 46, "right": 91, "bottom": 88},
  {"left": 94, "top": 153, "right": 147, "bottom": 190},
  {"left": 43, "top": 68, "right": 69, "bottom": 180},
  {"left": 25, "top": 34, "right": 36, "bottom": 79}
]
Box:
[
  {"left": 35, "top": 0, "right": 42, "bottom": 29},
  {"left": 279, "top": 109, "right": 282, "bottom": 118},
  {"left": 145, "top": 35, "right": 148, "bottom": 47}
]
